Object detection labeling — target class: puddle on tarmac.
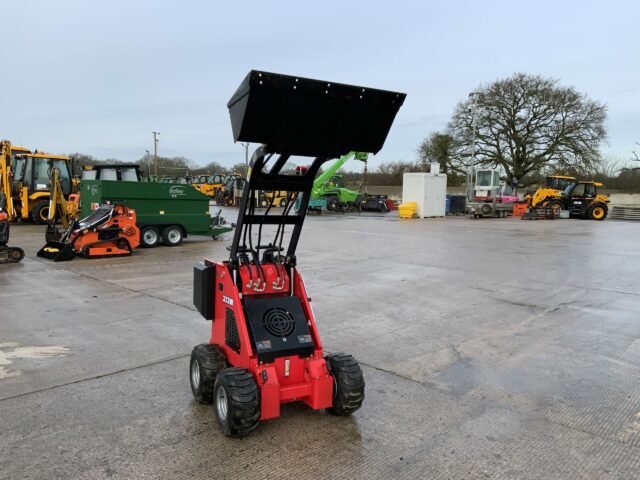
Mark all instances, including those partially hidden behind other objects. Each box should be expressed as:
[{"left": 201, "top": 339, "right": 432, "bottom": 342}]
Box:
[{"left": 0, "top": 342, "right": 71, "bottom": 379}]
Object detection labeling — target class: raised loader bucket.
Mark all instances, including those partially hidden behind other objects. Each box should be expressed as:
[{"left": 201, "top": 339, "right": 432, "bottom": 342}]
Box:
[
  {"left": 37, "top": 241, "right": 76, "bottom": 262},
  {"left": 227, "top": 70, "right": 406, "bottom": 158}
]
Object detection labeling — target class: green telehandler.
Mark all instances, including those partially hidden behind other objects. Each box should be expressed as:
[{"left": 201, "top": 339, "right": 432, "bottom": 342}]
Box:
[{"left": 311, "top": 151, "right": 368, "bottom": 212}]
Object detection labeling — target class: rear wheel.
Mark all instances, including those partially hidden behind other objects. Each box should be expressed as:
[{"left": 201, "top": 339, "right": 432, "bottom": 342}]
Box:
[
  {"left": 190, "top": 344, "right": 226, "bottom": 404},
  {"left": 326, "top": 353, "right": 365, "bottom": 416},
  {"left": 279, "top": 198, "right": 287, "bottom": 207},
  {"left": 162, "top": 225, "right": 183, "bottom": 246},
  {"left": 588, "top": 204, "right": 607, "bottom": 221},
  {"left": 213, "top": 368, "right": 260, "bottom": 436},
  {"left": 31, "top": 200, "right": 50, "bottom": 224},
  {"left": 140, "top": 226, "right": 160, "bottom": 248}
]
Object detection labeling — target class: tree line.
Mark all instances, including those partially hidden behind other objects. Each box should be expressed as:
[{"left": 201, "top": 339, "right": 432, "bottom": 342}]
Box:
[{"left": 69, "top": 73, "right": 640, "bottom": 191}]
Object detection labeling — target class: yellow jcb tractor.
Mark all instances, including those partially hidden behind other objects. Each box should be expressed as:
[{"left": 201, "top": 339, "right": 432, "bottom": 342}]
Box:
[
  {"left": 6, "top": 144, "right": 74, "bottom": 223},
  {"left": 525, "top": 175, "right": 576, "bottom": 209},
  {"left": 257, "top": 190, "right": 289, "bottom": 207},
  {"left": 0, "top": 140, "right": 31, "bottom": 221},
  {"left": 192, "top": 174, "right": 225, "bottom": 198},
  {"left": 543, "top": 181, "right": 610, "bottom": 220}
]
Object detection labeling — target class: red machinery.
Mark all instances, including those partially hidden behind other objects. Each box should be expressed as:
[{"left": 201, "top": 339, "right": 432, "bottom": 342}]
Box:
[
  {"left": 190, "top": 70, "right": 405, "bottom": 436},
  {"left": 37, "top": 204, "right": 140, "bottom": 261}
]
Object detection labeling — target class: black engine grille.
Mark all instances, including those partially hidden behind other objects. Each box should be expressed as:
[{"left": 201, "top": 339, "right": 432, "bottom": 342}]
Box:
[
  {"left": 243, "top": 296, "right": 315, "bottom": 362},
  {"left": 263, "top": 307, "right": 295, "bottom": 337}
]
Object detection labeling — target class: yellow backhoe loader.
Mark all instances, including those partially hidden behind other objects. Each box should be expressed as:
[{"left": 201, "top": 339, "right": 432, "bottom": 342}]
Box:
[
  {"left": 44, "top": 167, "right": 79, "bottom": 241},
  {"left": 525, "top": 175, "right": 576, "bottom": 209},
  {"left": 10, "top": 149, "right": 74, "bottom": 223},
  {"left": 191, "top": 174, "right": 225, "bottom": 198},
  {"left": 0, "top": 140, "right": 31, "bottom": 221}
]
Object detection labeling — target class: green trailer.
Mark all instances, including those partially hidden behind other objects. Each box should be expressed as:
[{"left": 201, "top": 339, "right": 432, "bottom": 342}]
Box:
[{"left": 80, "top": 180, "right": 233, "bottom": 247}]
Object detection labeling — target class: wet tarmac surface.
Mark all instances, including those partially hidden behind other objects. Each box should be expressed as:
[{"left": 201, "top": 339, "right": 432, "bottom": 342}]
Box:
[{"left": 2, "top": 212, "right": 640, "bottom": 479}]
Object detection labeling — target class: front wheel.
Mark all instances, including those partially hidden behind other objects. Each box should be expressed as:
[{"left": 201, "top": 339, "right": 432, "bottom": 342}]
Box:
[
  {"left": 213, "top": 368, "right": 260, "bottom": 436},
  {"left": 588, "top": 204, "right": 608, "bottom": 221},
  {"left": 546, "top": 200, "right": 563, "bottom": 217},
  {"left": 326, "top": 353, "right": 365, "bottom": 416},
  {"left": 31, "top": 200, "right": 50, "bottom": 224}
]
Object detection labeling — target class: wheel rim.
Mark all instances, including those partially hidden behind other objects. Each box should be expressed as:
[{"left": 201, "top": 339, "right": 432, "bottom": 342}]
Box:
[
  {"left": 143, "top": 230, "right": 158, "bottom": 245},
  {"left": 216, "top": 385, "right": 228, "bottom": 421},
  {"left": 39, "top": 207, "right": 49, "bottom": 222},
  {"left": 191, "top": 359, "right": 200, "bottom": 389},
  {"left": 167, "top": 228, "right": 181, "bottom": 243},
  {"left": 593, "top": 207, "right": 604, "bottom": 219}
]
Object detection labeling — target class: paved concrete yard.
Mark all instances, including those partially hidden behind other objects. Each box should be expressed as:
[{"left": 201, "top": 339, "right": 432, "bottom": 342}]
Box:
[{"left": 1, "top": 213, "right": 640, "bottom": 479}]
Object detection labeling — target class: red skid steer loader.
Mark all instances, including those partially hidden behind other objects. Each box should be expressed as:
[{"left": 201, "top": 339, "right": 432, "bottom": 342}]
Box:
[
  {"left": 38, "top": 204, "right": 140, "bottom": 261},
  {"left": 190, "top": 70, "right": 406, "bottom": 436}
]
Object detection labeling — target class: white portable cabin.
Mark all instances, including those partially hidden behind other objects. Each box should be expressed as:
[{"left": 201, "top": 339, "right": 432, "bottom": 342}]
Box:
[{"left": 402, "top": 167, "right": 447, "bottom": 218}]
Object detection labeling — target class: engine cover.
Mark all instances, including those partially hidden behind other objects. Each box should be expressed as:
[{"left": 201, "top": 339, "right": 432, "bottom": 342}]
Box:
[{"left": 243, "top": 296, "right": 315, "bottom": 363}]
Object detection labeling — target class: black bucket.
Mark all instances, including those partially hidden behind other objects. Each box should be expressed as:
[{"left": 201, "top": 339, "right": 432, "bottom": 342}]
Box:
[
  {"left": 228, "top": 70, "right": 406, "bottom": 158},
  {"left": 37, "top": 241, "right": 76, "bottom": 262}
]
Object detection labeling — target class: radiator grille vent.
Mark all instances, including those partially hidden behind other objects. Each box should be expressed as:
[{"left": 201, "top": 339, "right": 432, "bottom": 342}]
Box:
[
  {"left": 225, "top": 308, "right": 240, "bottom": 352},
  {"left": 263, "top": 307, "right": 295, "bottom": 337}
]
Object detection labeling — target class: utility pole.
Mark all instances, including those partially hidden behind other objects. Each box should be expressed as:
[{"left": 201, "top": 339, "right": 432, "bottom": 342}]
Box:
[
  {"left": 152, "top": 131, "right": 160, "bottom": 178},
  {"left": 241, "top": 142, "right": 249, "bottom": 177},
  {"left": 466, "top": 92, "right": 480, "bottom": 201},
  {"left": 145, "top": 150, "right": 152, "bottom": 179}
]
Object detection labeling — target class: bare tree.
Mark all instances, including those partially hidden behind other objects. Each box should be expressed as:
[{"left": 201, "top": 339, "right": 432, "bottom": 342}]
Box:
[
  {"left": 630, "top": 142, "right": 640, "bottom": 170},
  {"left": 417, "top": 132, "right": 458, "bottom": 174},
  {"left": 446, "top": 73, "right": 607, "bottom": 183}
]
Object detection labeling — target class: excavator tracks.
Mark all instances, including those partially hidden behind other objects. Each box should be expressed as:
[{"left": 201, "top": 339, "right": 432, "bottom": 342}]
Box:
[{"left": 0, "top": 246, "right": 25, "bottom": 264}]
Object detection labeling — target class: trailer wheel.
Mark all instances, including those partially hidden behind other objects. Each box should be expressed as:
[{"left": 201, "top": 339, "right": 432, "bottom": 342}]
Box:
[
  {"left": 326, "top": 353, "right": 365, "bottom": 416},
  {"left": 140, "top": 226, "right": 160, "bottom": 248},
  {"left": 31, "top": 200, "right": 50, "bottom": 224},
  {"left": 162, "top": 226, "right": 183, "bottom": 246},
  {"left": 213, "top": 368, "right": 260, "bottom": 436},
  {"left": 190, "top": 344, "right": 226, "bottom": 404}
]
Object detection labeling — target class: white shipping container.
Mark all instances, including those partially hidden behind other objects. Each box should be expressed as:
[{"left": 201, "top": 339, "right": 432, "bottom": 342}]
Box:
[{"left": 402, "top": 172, "right": 447, "bottom": 218}]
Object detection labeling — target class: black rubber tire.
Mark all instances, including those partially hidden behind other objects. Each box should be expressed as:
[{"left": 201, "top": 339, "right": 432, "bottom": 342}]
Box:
[
  {"left": 213, "top": 368, "right": 260, "bottom": 436},
  {"left": 9, "top": 247, "right": 25, "bottom": 262},
  {"left": 588, "top": 204, "right": 608, "bottom": 221},
  {"left": 140, "top": 226, "right": 160, "bottom": 248},
  {"left": 325, "top": 353, "right": 365, "bottom": 416},
  {"left": 326, "top": 197, "right": 339, "bottom": 211},
  {"left": 279, "top": 198, "right": 287, "bottom": 207},
  {"left": 546, "top": 200, "right": 563, "bottom": 217},
  {"left": 31, "top": 200, "right": 50, "bottom": 224},
  {"left": 162, "top": 225, "right": 183, "bottom": 246},
  {"left": 190, "top": 344, "right": 226, "bottom": 404}
]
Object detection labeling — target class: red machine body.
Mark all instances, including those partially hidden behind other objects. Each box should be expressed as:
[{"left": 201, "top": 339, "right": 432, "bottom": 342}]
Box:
[
  {"left": 189, "top": 70, "right": 404, "bottom": 436},
  {"left": 209, "top": 261, "right": 332, "bottom": 420}
]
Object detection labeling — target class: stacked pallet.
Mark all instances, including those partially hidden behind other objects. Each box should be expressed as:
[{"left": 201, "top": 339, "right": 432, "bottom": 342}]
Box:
[{"left": 612, "top": 206, "right": 640, "bottom": 220}]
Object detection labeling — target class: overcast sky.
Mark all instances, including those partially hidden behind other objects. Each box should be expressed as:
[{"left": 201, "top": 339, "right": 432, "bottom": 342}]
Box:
[{"left": 3, "top": 0, "right": 638, "bottom": 170}]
